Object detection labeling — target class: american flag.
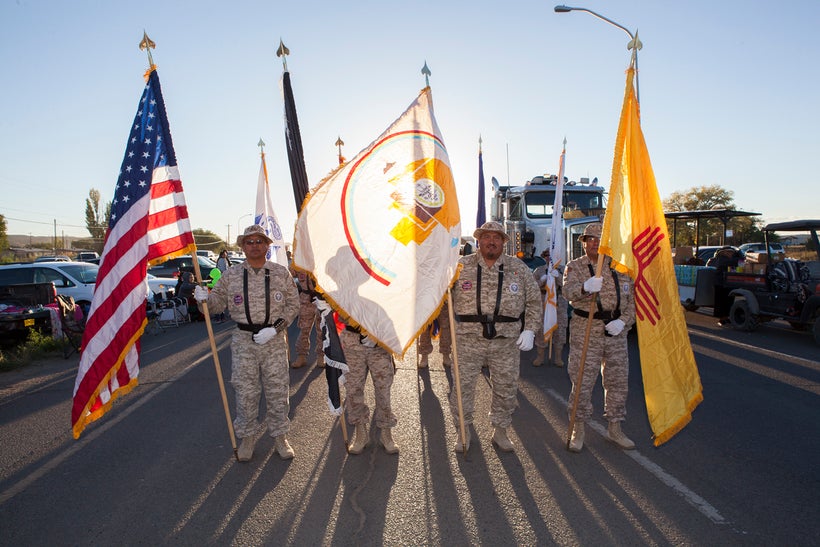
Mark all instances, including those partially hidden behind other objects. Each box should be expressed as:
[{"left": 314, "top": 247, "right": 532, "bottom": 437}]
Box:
[{"left": 72, "top": 68, "right": 195, "bottom": 439}]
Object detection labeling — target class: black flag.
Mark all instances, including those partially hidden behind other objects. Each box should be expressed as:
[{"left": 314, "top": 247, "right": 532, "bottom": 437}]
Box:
[{"left": 283, "top": 70, "right": 310, "bottom": 213}]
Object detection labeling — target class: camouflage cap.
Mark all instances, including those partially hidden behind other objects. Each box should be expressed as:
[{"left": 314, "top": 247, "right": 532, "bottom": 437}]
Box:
[
  {"left": 579, "top": 222, "right": 602, "bottom": 242},
  {"left": 473, "top": 221, "right": 510, "bottom": 242},
  {"left": 236, "top": 224, "right": 273, "bottom": 247}
]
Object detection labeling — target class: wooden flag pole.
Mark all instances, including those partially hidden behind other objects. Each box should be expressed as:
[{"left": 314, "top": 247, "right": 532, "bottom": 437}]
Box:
[
  {"left": 566, "top": 252, "right": 605, "bottom": 450},
  {"left": 191, "top": 258, "right": 239, "bottom": 459},
  {"left": 447, "top": 289, "right": 468, "bottom": 458}
]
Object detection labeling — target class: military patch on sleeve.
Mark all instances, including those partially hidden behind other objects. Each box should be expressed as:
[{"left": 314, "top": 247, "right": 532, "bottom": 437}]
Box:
[
  {"left": 622, "top": 283, "right": 630, "bottom": 294},
  {"left": 509, "top": 282, "right": 520, "bottom": 294},
  {"left": 274, "top": 291, "right": 283, "bottom": 302},
  {"left": 233, "top": 295, "right": 243, "bottom": 305},
  {"left": 461, "top": 280, "right": 473, "bottom": 291}
]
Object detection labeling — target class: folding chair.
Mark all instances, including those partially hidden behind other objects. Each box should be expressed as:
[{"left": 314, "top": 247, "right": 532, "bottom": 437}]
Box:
[{"left": 56, "top": 294, "right": 85, "bottom": 359}]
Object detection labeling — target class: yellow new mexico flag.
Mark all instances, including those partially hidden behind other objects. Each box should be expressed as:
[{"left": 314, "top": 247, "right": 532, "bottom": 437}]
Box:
[{"left": 600, "top": 67, "right": 703, "bottom": 446}]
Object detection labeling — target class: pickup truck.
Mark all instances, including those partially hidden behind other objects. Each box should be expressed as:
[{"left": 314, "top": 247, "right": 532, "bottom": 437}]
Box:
[{"left": 0, "top": 282, "right": 57, "bottom": 346}]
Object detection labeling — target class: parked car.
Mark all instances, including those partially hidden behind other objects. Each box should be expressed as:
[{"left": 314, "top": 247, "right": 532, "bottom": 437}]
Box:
[
  {"left": 75, "top": 251, "right": 100, "bottom": 262},
  {"left": 0, "top": 261, "right": 98, "bottom": 312},
  {"left": 34, "top": 255, "right": 71, "bottom": 262},
  {"left": 196, "top": 250, "right": 218, "bottom": 262},
  {"left": 738, "top": 242, "right": 785, "bottom": 258},
  {"left": 147, "top": 255, "right": 217, "bottom": 280},
  {"left": 146, "top": 274, "right": 177, "bottom": 303}
]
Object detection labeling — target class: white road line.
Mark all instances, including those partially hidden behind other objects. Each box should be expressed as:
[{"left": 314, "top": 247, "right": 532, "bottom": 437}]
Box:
[
  {"left": 688, "top": 328, "right": 820, "bottom": 369},
  {"left": 545, "top": 388, "right": 727, "bottom": 525}
]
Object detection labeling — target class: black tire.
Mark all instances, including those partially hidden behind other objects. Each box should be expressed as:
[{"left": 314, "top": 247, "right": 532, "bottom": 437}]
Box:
[
  {"left": 788, "top": 321, "right": 807, "bottom": 331},
  {"left": 683, "top": 300, "right": 698, "bottom": 312},
  {"left": 729, "top": 299, "right": 759, "bottom": 332},
  {"left": 813, "top": 316, "right": 820, "bottom": 346}
]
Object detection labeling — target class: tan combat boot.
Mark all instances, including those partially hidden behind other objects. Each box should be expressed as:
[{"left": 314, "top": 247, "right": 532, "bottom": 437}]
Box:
[
  {"left": 531, "top": 346, "right": 545, "bottom": 367},
  {"left": 348, "top": 424, "right": 369, "bottom": 455},
  {"left": 606, "top": 421, "right": 636, "bottom": 450},
  {"left": 290, "top": 355, "right": 307, "bottom": 369},
  {"left": 492, "top": 427, "right": 515, "bottom": 452},
  {"left": 273, "top": 435, "right": 295, "bottom": 459},
  {"left": 553, "top": 351, "right": 564, "bottom": 368},
  {"left": 417, "top": 354, "right": 429, "bottom": 369},
  {"left": 379, "top": 428, "right": 399, "bottom": 454},
  {"left": 568, "top": 422, "right": 585, "bottom": 453},
  {"left": 237, "top": 429, "right": 265, "bottom": 462},
  {"left": 454, "top": 426, "right": 471, "bottom": 453}
]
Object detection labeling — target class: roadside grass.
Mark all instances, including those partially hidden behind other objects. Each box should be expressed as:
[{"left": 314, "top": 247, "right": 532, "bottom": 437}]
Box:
[{"left": 0, "top": 330, "right": 64, "bottom": 372}]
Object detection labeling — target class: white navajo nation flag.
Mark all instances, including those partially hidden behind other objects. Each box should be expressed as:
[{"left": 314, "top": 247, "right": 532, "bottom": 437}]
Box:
[
  {"left": 254, "top": 147, "right": 287, "bottom": 265},
  {"left": 292, "top": 87, "right": 461, "bottom": 355}
]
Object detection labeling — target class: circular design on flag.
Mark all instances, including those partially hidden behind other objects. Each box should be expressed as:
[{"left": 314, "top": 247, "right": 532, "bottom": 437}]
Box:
[
  {"left": 461, "top": 280, "right": 473, "bottom": 291},
  {"left": 340, "top": 130, "right": 452, "bottom": 286},
  {"left": 509, "top": 282, "right": 520, "bottom": 294}
]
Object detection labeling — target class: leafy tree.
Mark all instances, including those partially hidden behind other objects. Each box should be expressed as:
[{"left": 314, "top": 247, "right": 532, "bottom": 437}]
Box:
[
  {"left": 85, "top": 189, "right": 111, "bottom": 252},
  {"left": 0, "top": 214, "right": 8, "bottom": 254},
  {"left": 663, "top": 184, "right": 761, "bottom": 246},
  {"left": 192, "top": 229, "right": 225, "bottom": 253}
]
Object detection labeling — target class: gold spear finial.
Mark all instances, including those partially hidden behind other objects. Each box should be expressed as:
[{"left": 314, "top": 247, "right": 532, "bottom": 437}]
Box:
[
  {"left": 276, "top": 39, "right": 290, "bottom": 72},
  {"left": 335, "top": 136, "right": 345, "bottom": 165},
  {"left": 139, "top": 31, "right": 156, "bottom": 71}
]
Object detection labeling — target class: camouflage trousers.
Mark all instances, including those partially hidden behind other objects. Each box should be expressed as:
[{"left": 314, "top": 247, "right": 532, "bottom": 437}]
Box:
[
  {"left": 341, "top": 330, "right": 397, "bottom": 429},
  {"left": 230, "top": 331, "right": 290, "bottom": 438},
  {"left": 449, "top": 334, "right": 520, "bottom": 428},
  {"left": 566, "top": 316, "right": 629, "bottom": 423},
  {"left": 536, "top": 293, "right": 567, "bottom": 349},
  {"left": 418, "top": 304, "right": 452, "bottom": 357},
  {"left": 295, "top": 296, "right": 321, "bottom": 357}
]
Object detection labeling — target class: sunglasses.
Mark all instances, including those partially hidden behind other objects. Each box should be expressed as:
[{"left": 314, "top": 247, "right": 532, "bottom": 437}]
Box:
[{"left": 244, "top": 239, "right": 268, "bottom": 245}]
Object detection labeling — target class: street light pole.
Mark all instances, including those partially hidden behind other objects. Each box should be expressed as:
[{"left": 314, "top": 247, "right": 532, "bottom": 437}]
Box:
[
  {"left": 554, "top": 4, "right": 642, "bottom": 103},
  {"left": 237, "top": 213, "right": 253, "bottom": 243}
]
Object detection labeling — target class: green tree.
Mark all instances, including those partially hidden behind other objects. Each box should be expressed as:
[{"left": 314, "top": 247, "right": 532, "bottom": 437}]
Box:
[
  {"left": 192, "top": 229, "right": 225, "bottom": 253},
  {"left": 0, "top": 214, "right": 8, "bottom": 254},
  {"left": 85, "top": 189, "right": 111, "bottom": 253},
  {"left": 663, "top": 184, "right": 761, "bottom": 246}
]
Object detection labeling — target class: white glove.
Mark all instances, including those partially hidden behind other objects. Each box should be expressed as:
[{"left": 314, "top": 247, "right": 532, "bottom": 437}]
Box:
[
  {"left": 583, "top": 276, "right": 603, "bottom": 293},
  {"left": 539, "top": 274, "right": 548, "bottom": 285},
  {"left": 252, "top": 327, "right": 277, "bottom": 344},
  {"left": 193, "top": 285, "right": 209, "bottom": 302},
  {"left": 361, "top": 336, "right": 377, "bottom": 348},
  {"left": 313, "top": 298, "right": 331, "bottom": 313},
  {"left": 605, "top": 319, "right": 625, "bottom": 336},
  {"left": 516, "top": 330, "right": 535, "bottom": 351},
  {"left": 550, "top": 269, "right": 562, "bottom": 278}
]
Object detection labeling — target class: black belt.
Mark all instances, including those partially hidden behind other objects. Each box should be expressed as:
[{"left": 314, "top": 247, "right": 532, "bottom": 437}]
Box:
[
  {"left": 236, "top": 323, "right": 272, "bottom": 334},
  {"left": 573, "top": 309, "right": 621, "bottom": 322},
  {"left": 455, "top": 314, "right": 521, "bottom": 323}
]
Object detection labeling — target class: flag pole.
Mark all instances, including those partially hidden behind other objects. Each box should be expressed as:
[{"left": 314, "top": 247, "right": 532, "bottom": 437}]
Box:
[
  {"left": 447, "top": 288, "right": 468, "bottom": 459},
  {"left": 191, "top": 257, "right": 239, "bottom": 459},
  {"left": 138, "top": 34, "right": 236, "bottom": 458},
  {"left": 566, "top": 252, "right": 605, "bottom": 450}
]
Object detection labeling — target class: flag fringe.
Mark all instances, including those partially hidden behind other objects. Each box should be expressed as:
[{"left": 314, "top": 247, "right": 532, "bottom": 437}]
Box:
[
  {"left": 146, "top": 242, "right": 197, "bottom": 268},
  {"left": 651, "top": 391, "right": 704, "bottom": 447},
  {"left": 72, "top": 318, "right": 148, "bottom": 438},
  {"left": 292, "top": 263, "right": 462, "bottom": 358}
]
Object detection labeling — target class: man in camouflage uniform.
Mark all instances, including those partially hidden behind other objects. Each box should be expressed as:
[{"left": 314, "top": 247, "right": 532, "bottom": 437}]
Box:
[
  {"left": 341, "top": 325, "right": 399, "bottom": 455},
  {"left": 449, "top": 221, "right": 542, "bottom": 453},
  {"left": 416, "top": 302, "right": 452, "bottom": 369},
  {"left": 532, "top": 248, "right": 567, "bottom": 367},
  {"left": 195, "top": 225, "right": 300, "bottom": 462},
  {"left": 563, "top": 222, "right": 636, "bottom": 453},
  {"left": 290, "top": 269, "right": 323, "bottom": 369}
]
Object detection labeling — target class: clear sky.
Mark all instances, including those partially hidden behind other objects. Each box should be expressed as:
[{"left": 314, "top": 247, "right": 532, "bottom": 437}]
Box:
[{"left": 2, "top": 0, "right": 819, "bottom": 244}]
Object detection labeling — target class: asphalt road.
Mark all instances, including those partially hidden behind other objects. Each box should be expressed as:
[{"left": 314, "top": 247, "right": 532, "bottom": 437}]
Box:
[{"left": 0, "top": 308, "right": 818, "bottom": 546}]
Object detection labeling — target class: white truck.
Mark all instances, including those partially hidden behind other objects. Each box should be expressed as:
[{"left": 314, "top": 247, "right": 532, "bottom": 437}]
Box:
[{"left": 490, "top": 174, "right": 606, "bottom": 268}]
